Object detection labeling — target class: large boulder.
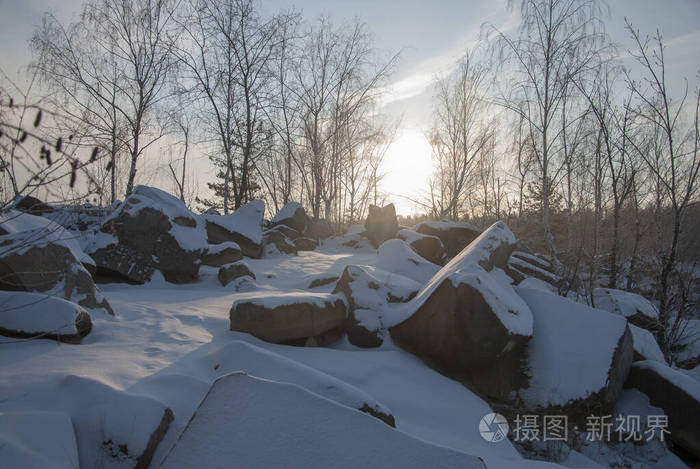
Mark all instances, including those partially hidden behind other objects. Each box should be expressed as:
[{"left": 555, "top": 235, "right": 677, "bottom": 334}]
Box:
[
  {"left": 510, "top": 286, "right": 634, "bottom": 423},
  {"left": 161, "top": 372, "right": 484, "bottom": 469},
  {"left": 269, "top": 202, "right": 309, "bottom": 234},
  {"left": 0, "top": 211, "right": 112, "bottom": 314},
  {"left": 205, "top": 199, "right": 265, "bottom": 258},
  {"left": 0, "top": 291, "right": 92, "bottom": 344},
  {"left": 262, "top": 229, "right": 297, "bottom": 255},
  {"left": 397, "top": 228, "right": 447, "bottom": 265},
  {"left": 626, "top": 360, "right": 700, "bottom": 457},
  {"left": 375, "top": 239, "right": 441, "bottom": 284},
  {"left": 364, "top": 203, "right": 399, "bottom": 248},
  {"left": 593, "top": 288, "right": 659, "bottom": 331},
  {"left": 333, "top": 265, "right": 421, "bottom": 348},
  {"left": 230, "top": 292, "right": 346, "bottom": 344},
  {"left": 628, "top": 324, "right": 665, "bottom": 362},
  {"left": 294, "top": 237, "right": 318, "bottom": 251},
  {"left": 91, "top": 186, "right": 203, "bottom": 283},
  {"left": 413, "top": 220, "right": 481, "bottom": 258},
  {"left": 390, "top": 222, "right": 533, "bottom": 390}
]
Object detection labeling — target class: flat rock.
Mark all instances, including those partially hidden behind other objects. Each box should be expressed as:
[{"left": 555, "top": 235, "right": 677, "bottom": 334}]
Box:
[
  {"left": 201, "top": 242, "right": 242, "bottom": 267},
  {"left": 593, "top": 288, "right": 659, "bottom": 331}
]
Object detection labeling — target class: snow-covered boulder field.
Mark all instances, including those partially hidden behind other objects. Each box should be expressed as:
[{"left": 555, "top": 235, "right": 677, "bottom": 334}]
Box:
[{"left": 1, "top": 191, "right": 696, "bottom": 468}]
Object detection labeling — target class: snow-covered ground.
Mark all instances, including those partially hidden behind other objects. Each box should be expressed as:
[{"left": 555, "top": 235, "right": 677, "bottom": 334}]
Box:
[{"left": 0, "top": 238, "right": 689, "bottom": 468}]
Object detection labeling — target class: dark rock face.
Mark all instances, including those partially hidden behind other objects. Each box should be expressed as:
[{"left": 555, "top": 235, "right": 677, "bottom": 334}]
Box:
[
  {"left": 201, "top": 243, "right": 243, "bottom": 267},
  {"left": 364, "top": 204, "right": 399, "bottom": 248},
  {"left": 204, "top": 200, "right": 265, "bottom": 258},
  {"left": 626, "top": 361, "right": 700, "bottom": 458},
  {"left": 0, "top": 241, "right": 113, "bottom": 314},
  {"left": 98, "top": 207, "right": 200, "bottom": 284},
  {"left": 266, "top": 224, "right": 302, "bottom": 240},
  {"left": 263, "top": 230, "right": 297, "bottom": 255},
  {"left": 306, "top": 218, "right": 334, "bottom": 240},
  {"left": 397, "top": 229, "right": 447, "bottom": 265},
  {"left": 218, "top": 262, "right": 256, "bottom": 287},
  {"left": 230, "top": 293, "right": 346, "bottom": 344},
  {"left": 413, "top": 221, "right": 481, "bottom": 258},
  {"left": 14, "top": 195, "right": 54, "bottom": 215}
]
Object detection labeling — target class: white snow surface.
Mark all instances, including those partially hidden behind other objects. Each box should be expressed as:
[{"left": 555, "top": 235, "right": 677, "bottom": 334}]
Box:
[
  {"left": 397, "top": 227, "right": 441, "bottom": 245},
  {"left": 633, "top": 360, "right": 700, "bottom": 402},
  {"left": 395, "top": 222, "right": 532, "bottom": 337},
  {"left": 515, "top": 286, "right": 628, "bottom": 407},
  {"left": 162, "top": 372, "right": 486, "bottom": 469},
  {"left": 0, "top": 209, "right": 95, "bottom": 266},
  {"left": 629, "top": 324, "right": 665, "bottom": 362},
  {"left": 0, "top": 291, "right": 84, "bottom": 336},
  {"left": 231, "top": 290, "right": 346, "bottom": 309},
  {"left": 593, "top": 287, "right": 659, "bottom": 320},
  {"left": 375, "top": 238, "right": 441, "bottom": 283},
  {"left": 0, "top": 411, "right": 79, "bottom": 469}
]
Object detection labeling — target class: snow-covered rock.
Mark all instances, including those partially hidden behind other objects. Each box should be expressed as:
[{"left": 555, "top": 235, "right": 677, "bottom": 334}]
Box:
[
  {"left": 91, "top": 186, "right": 203, "bottom": 283},
  {"left": 364, "top": 203, "right": 399, "bottom": 248},
  {"left": 0, "top": 411, "right": 79, "bottom": 469},
  {"left": 506, "top": 254, "right": 559, "bottom": 287},
  {"left": 629, "top": 324, "right": 665, "bottom": 362},
  {"left": 200, "top": 241, "right": 242, "bottom": 267},
  {"left": 413, "top": 220, "right": 481, "bottom": 258},
  {"left": 397, "top": 228, "right": 447, "bottom": 265},
  {"left": 269, "top": 202, "right": 309, "bottom": 233},
  {"left": 375, "top": 239, "right": 441, "bottom": 284},
  {"left": 333, "top": 265, "right": 421, "bottom": 347},
  {"left": 161, "top": 372, "right": 485, "bottom": 469},
  {"left": 593, "top": 287, "right": 659, "bottom": 330},
  {"left": 626, "top": 360, "right": 700, "bottom": 457},
  {"left": 0, "top": 210, "right": 112, "bottom": 314},
  {"left": 0, "top": 291, "right": 92, "bottom": 344},
  {"left": 230, "top": 292, "right": 346, "bottom": 344},
  {"left": 293, "top": 236, "right": 318, "bottom": 251},
  {"left": 218, "top": 261, "right": 255, "bottom": 286},
  {"left": 514, "top": 286, "right": 633, "bottom": 420},
  {"left": 205, "top": 199, "right": 265, "bottom": 258},
  {"left": 262, "top": 229, "right": 297, "bottom": 255},
  {"left": 390, "top": 222, "right": 532, "bottom": 389}
]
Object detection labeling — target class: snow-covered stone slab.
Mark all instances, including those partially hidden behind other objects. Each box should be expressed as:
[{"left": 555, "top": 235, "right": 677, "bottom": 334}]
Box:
[
  {"left": 0, "top": 291, "right": 92, "bottom": 344},
  {"left": 205, "top": 199, "right": 265, "bottom": 258},
  {"left": 413, "top": 220, "right": 481, "bottom": 258},
  {"left": 514, "top": 286, "right": 633, "bottom": 419},
  {"left": 629, "top": 324, "right": 665, "bottom": 362},
  {"left": 593, "top": 287, "right": 659, "bottom": 330},
  {"left": 375, "top": 239, "right": 441, "bottom": 284},
  {"left": 161, "top": 372, "right": 485, "bottom": 469},
  {"left": 200, "top": 241, "right": 242, "bottom": 267},
  {"left": 217, "top": 261, "right": 255, "bottom": 287},
  {"left": 626, "top": 360, "right": 700, "bottom": 457},
  {"left": 333, "top": 265, "right": 421, "bottom": 347},
  {"left": 0, "top": 411, "right": 79, "bottom": 469},
  {"left": 507, "top": 255, "right": 559, "bottom": 287},
  {"left": 397, "top": 228, "right": 447, "bottom": 265},
  {"left": 230, "top": 291, "right": 346, "bottom": 344},
  {"left": 390, "top": 222, "right": 532, "bottom": 381}
]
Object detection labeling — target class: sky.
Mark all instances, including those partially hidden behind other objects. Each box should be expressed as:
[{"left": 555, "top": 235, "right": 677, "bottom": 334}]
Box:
[{"left": 1, "top": 0, "right": 699, "bottom": 214}]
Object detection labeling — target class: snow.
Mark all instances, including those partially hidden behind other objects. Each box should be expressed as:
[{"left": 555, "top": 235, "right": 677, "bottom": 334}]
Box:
[
  {"left": 204, "top": 241, "right": 241, "bottom": 254},
  {"left": 0, "top": 411, "right": 79, "bottom": 469},
  {"left": 0, "top": 291, "right": 84, "bottom": 337},
  {"left": 161, "top": 372, "right": 486, "bottom": 469},
  {"left": 593, "top": 287, "right": 659, "bottom": 320},
  {"left": 340, "top": 264, "right": 421, "bottom": 310},
  {"left": 116, "top": 185, "right": 194, "bottom": 222},
  {"left": 515, "top": 286, "right": 628, "bottom": 407},
  {"left": 629, "top": 324, "right": 665, "bottom": 362},
  {"left": 397, "top": 228, "right": 439, "bottom": 245},
  {"left": 0, "top": 209, "right": 95, "bottom": 266},
  {"left": 633, "top": 360, "right": 700, "bottom": 402},
  {"left": 205, "top": 199, "right": 265, "bottom": 245},
  {"left": 517, "top": 276, "right": 558, "bottom": 294},
  {"left": 375, "top": 239, "right": 441, "bottom": 283},
  {"left": 270, "top": 201, "right": 302, "bottom": 224}
]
